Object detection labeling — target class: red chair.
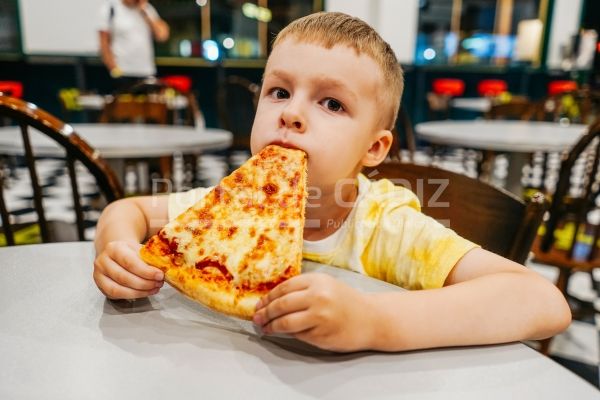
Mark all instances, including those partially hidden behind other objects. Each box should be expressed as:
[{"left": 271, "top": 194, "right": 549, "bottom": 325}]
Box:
[
  {"left": 548, "top": 80, "right": 577, "bottom": 96},
  {"left": 161, "top": 75, "right": 192, "bottom": 94},
  {"left": 0, "top": 81, "right": 23, "bottom": 98},
  {"left": 477, "top": 79, "right": 507, "bottom": 97},
  {"left": 432, "top": 78, "right": 465, "bottom": 97}
]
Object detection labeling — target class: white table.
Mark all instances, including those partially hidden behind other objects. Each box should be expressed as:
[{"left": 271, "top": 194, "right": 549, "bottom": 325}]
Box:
[
  {"left": 0, "top": 123, "right": 232, "bottom": 158},
  {"left": 451, "top": 97, "right": 492, "bottom": 113},
  {"left": 78, "top": 94, "right": 189, "bottom": 111},
  {"left": 416, "top": 120, "right": 588, "bottom": 194},
  {"left": 0, "top": 242, "right": 597, "bottom": 399},
  {"left": 0, "top": 123, "right": 232, "bottom": 190}
]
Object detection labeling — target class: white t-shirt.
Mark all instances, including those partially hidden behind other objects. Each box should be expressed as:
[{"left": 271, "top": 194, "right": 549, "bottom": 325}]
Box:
[{"left": 98, "top": 1, "right": 160, "bottom": 77}]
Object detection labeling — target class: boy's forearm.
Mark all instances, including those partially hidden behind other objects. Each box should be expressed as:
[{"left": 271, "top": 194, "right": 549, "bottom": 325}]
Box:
[
  {"left": 94, "top": 199, "right": 149, "bottom": 254},
  {"left": 368, "top": 271, "right": 570, "bottom": 352}
]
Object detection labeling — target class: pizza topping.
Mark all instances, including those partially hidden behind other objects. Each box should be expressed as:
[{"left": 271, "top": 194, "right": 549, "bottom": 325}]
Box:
[
  {"left": 262, "top": 182, "right": 279, "bottom": 196},
  {"left": 196, "top": 258, "right": 233, "bottom": 281},
  {"left": 240, "top": 265, "right": 294, "bottom": 293},
  {"left": 289, "top": 172, "right": 300, "bottom": 188},
  {"left": 158, "top": 232, "right": 181, "bottom": 257}
]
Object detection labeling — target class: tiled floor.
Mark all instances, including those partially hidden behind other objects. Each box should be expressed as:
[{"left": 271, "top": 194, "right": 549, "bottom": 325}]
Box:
[{"left": 1, "top": 151, "right": 599, "bottom": 388}]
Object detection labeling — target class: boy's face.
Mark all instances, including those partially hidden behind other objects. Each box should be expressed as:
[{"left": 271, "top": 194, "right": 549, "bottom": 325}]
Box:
[{"left": 250, "top": 39, "right": 391, "bottom": 192}]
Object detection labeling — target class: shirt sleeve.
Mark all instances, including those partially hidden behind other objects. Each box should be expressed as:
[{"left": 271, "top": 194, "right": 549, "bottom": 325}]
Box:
[
  {"left": 167, "top": 187, "right": 212, "bottom": 221},
  {"left": 97, "top": 2, "right": 111, "bottom": 32},
  {"left": 144, "top": 4, "right": 160, "bottom": 20},
  {"left": 362, "top": 202, "right": 479, "bottom": 290}
]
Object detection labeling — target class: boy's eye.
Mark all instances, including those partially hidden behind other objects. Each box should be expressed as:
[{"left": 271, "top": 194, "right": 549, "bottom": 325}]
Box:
[
  {"left": 323, "top": 98, "right": 343, "bottom": 112},
  {"left": 270, "top": 88, "right": 289, "bottom": 99}
]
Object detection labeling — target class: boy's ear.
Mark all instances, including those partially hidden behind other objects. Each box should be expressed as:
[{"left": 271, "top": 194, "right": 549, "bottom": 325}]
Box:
[{"left": 361, "top": 129, "right": 393, "bottom": 167}]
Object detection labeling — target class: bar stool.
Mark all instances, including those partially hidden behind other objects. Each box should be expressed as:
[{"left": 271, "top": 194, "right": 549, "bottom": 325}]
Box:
[
  {"left": 477, "top": 79, "right": 508, "bottom": 97},
  {"left": 0, "top": 81, "right": 23, "bottom": 98},
  {"left": 161, "top": 75, "right": 192, "bottom": 94},
  {"left": 432, "top": 78, "right": 465, "bottom": 96},
  {"left": 547, "top": 80, "right": 577, "bottom": 96}
]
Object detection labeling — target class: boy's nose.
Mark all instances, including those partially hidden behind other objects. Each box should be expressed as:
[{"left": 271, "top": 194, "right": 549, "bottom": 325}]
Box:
[{"left": 279, "top": 108, "right": 306, "bottom": 133}]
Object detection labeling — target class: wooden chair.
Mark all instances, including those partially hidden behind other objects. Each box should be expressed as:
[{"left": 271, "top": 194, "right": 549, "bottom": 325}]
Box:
[
  {"left": 532, "top": 121, "right": 600, "bottom": 298},
  {"left": 530, "top": 122, "right": 600, "bottom": 353},
  {"left": 525, "top": 90, "right": 600, "bottom": 195},
  {"left": 101, "top": 77, "right": 203, "bottom": 127},
  {"left": 0, "top": 95, "right": 123, "bottom": 245},
  {"left": 363, "top": 162, "right": 546, "bottom": 264},
  {"left": 534, "top": 89, "right": 600, "bottom": 126},
  {"left": 388, "top": 106, "right": 416, "bottom": 163},
  {"left": 99, "top": 96, "right": 169, "bottom": 124},
  {"left": 216, "top": 75, "right": 260, "bottom": 170},
  {"left": 484, "top": 97, "right": 534, "bottom": 120}
]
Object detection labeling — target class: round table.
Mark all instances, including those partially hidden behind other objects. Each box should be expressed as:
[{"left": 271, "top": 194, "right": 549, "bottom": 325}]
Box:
[
  {"left": 450, "top": 97, "right": 492, "bottom": 113},
  {"left": 0, "top": 242, "right": 597, "bottom": 399},
  {"left": 416, "top": 120, "right": 588, "bottom": 194},
  {"left": 0, "top": 123, "right": 232, "bottom": 158},
  {"left": 0, "top": 124, "right": 233, "bottom": 191}
]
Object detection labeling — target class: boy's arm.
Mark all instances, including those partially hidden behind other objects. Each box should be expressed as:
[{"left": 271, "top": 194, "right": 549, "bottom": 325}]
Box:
[
  {"left": 367, "top": 248, "right": 571, "bottom": 351},
  {"left": 254, "top": 248, "right": 571, "bottom": 352},
  {"left": 93, "top": 196, "right": 169, "bottom": 299}
]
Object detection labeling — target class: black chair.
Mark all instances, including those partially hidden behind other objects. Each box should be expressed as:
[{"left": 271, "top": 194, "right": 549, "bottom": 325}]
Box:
[{"left": 0, "top": 95, "right": 123, "bottom": 245}]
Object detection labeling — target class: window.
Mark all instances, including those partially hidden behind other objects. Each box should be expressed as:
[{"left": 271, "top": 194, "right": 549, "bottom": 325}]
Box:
[
  {"left": 416, "top": 0, "right": 542, "bottom": 66},
  {"left": 152, "top": 0, "right": 321, "bottom": 60}
]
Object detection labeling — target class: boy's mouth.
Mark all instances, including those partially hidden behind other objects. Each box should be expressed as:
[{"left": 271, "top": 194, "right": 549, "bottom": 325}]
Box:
[{"left": 268, "top": 141, "right": 302, "bottom": 151}]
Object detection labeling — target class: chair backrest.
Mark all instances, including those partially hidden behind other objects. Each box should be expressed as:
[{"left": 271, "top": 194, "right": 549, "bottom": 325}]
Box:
[
  {"left": 99, "top": 95, "right": 169, "bottom": 124},
  {"left": 535, "top": 89, "right": 600, "bottom": 125},
  {"left": 364, "top": 162, "right": 547, "bottom": 264},
  {"left": 217, "top": 75, "right": 260, "bottom": 149},
  {"left": 0, "top": 95, "right": 123, "bottom": 245},
  {"left": 101, "top": 77, "right": 203, "bottom": 127},
  {"left": 485, "top": 98, "right": 534, "bottom": 120},
  {"left": 388, "top": 106, "right": 416, "bottom": 162},
  {"left": 539, "top": 122, "right": 600, "bottom": 263}
]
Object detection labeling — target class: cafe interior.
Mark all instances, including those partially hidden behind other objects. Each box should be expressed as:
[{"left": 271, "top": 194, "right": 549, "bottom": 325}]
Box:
[{"left": 0, "top": 0, "right": 600, "bottom": 396}]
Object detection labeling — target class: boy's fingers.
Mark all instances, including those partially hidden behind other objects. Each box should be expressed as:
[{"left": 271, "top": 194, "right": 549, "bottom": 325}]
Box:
[
  {"left": 125, "top": 242, "right": 142, "bottom": 252},
  {"left": 100, "top": 254, "right": 162, "bottom": 291},
  {"left": 108, "top": 242, "right": 163, "bottom": 281},
  {"left": 259, "top": 274, "right": 311, "bottom": 308},
  {"left": 263, "top": 310, "right": 315, "bottom": 335},
  {"left": 254, "top": 290, "right": 310, "bottom": 326},
  {"left": 94, "top": 272, "right": 159, "bottom": 300}
]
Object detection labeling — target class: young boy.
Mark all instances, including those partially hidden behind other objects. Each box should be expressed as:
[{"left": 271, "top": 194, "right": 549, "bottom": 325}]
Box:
[{"left": 93, "top": 12, "right": 570, "bottom": 352}]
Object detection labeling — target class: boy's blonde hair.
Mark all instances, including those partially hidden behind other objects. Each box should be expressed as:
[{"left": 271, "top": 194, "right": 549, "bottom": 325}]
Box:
[{"left": 272, "top": 11, "right": 404, "bottom": 130}]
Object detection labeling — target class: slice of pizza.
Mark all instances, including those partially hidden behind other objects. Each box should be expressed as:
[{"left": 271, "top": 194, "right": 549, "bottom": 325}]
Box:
[{"left": 140, "top": 145, "right": 307, "bottom": 320}]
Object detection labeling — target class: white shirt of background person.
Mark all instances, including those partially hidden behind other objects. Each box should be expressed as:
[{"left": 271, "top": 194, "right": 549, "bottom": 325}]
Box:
[{"left": 97, "top": 0, "right": 161, "bottom": 78}]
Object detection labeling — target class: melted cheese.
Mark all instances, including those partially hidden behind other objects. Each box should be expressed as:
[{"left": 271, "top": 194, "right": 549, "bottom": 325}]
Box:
[{"left": 161, "top": 145, "right": 307, "bottom": 290}]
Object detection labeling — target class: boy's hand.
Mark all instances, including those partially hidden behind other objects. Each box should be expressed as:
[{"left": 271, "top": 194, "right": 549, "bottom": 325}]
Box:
[
  {"left": 253, "top": 273, "right": 377, "bottom": 352},
  {"left": 93, "top": 241, "right": 164, "bottom": 300}
]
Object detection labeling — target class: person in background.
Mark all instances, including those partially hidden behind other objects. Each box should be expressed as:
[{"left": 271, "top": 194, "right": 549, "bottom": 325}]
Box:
[{"left": 98, "top": 0, "right": 169, "bottom": 91}]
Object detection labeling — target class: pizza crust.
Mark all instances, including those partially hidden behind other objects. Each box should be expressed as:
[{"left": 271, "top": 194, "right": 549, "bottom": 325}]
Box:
[{"left": 140, "top": 240, "right": 262, "bottom": 320}]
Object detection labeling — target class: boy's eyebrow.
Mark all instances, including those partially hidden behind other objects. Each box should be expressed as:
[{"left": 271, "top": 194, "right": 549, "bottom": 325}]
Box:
[{"left": 265, "top": 69, "right": 358, "bottom": 102}]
